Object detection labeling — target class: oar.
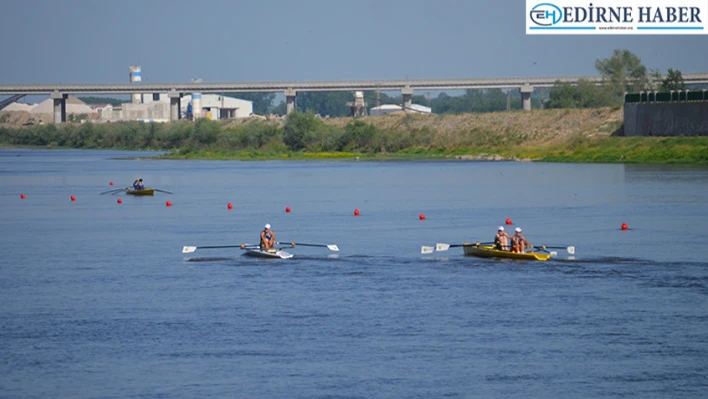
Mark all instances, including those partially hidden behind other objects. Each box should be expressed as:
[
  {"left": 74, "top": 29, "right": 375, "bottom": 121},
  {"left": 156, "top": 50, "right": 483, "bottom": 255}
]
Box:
[
  {"left": 111, "top": 188, "right": 129, "bottom": 195},
  {"left": 279, "top": 242, "right": 340, "bottom": 251},
  {"left": 182, "top": 244, "right": 251, "bottom": 253},
  {"left": 532, "top": 245, "right": 575, "bottom": 254},
  {"left": 154, "top": 188, "right": 173, "bottom": 194},
  {"left": 100, "top": 187, "right": 128, "bottom": 195},
  {"left": 435, "top": 242, "right": 494, "bottom": 252},
  {"left": 421, "top": 246, "right": 435, "bottom": 254}
]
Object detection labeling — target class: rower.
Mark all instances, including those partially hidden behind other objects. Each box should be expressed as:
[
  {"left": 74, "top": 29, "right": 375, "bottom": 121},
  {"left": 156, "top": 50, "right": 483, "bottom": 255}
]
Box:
[
  {"left": 133, "top": 178, "right": 145, "bottom": 190},
  {"left": 260, "top": 223, "right": 276, "bottom": 253},
  {"left": 511, "top": 227, "right": 532, "bottom": 253},
  {"left": 494, "top": 226, "right": 511, "bottom": 251}
]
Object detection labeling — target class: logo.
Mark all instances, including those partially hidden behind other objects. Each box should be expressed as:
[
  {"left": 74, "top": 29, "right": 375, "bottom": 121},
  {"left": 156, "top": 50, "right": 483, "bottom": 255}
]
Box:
[
  {"left": 530, "top": 3, "right": 563, "bottom": 26},
  {"left": 526, "top": 0, "right": 708, "bottom": 35}
]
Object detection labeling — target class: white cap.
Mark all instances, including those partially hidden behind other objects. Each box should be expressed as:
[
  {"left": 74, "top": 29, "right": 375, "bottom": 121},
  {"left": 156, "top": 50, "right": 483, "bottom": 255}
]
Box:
[
  {"left": 498, "top": 226, "right": 504, "bottom": 231},
  {"left": 264, "top": 223, "right": 271, "bottom": 229},
  {"left": 515, "top": 227, "right": 522, "bottom": 232}
]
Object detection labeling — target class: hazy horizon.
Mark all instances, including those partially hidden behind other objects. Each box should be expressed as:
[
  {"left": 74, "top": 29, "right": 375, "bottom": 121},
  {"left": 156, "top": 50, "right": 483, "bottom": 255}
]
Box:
[{"left": 1, "top": 0, "right": 706, "bottom": 85}]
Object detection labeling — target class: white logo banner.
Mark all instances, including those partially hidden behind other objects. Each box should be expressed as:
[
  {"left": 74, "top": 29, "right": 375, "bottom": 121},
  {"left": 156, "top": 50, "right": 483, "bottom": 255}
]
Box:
[{"left": 527, "top": 0, "right": 708, "bottom": 34}]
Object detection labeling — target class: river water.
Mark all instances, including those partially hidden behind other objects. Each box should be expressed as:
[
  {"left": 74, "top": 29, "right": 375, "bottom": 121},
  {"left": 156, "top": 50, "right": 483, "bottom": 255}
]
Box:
[{"left": 1, "top": 149, "right": 707, "bottom": 398}]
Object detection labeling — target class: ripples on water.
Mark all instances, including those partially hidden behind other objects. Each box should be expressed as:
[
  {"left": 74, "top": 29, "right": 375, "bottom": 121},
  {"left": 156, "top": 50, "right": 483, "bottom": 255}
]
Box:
[{"left": 1, "top": 150, "right": 707, "bottom": 398}]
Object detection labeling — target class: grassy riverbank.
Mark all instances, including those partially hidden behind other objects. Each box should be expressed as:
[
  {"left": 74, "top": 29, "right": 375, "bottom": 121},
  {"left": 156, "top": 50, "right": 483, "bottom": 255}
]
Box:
[{"left": 2, "top": 108, "right": 707, "bottom": 164}]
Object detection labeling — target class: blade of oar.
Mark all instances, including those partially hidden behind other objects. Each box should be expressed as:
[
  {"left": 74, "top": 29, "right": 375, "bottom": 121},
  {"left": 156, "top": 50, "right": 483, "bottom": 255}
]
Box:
[
  {"left": 536, "top": 245, "right": 575, "bottom": 254},
  {"left": 100, "top": 187, "right": 127, "bottom": 195},
  {"left": 182, "top": 244, "right": 249, "bottom": 253},
  {"left": 281, "top": 242, "right": 340, "bottom": 251},
  {"left": 435, "top": 243, "right": 457, "bottom": 251},
  {"left": 154, "top": 188, "right": 173, "bottom": 194},
  {"left": 421, "top": 246, "right": 435, "bottom": 254}
]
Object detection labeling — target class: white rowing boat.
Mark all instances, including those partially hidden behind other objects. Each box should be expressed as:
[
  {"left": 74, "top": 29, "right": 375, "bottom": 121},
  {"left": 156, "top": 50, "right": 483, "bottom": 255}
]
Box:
[
  {"left": 182, "top": 241, "right": 338, "bottom": 259},
  {"left": 242, "top": 248, "right": 294, "bottom": 259}
]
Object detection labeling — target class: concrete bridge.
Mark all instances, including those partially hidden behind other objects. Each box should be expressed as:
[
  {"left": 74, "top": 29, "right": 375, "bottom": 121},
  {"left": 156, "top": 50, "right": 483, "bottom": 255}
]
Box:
[{"left": 2, "top": 74, "right": 708, "bottom": 123}]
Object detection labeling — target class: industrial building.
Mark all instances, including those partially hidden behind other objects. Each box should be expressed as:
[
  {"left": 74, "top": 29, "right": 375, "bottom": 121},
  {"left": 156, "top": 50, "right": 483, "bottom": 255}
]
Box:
[
  {"left": 96, "top": 66, "right": 253, "bottom": 122},
  {"left": 370, "top": 104, "right": 432, "bottom": 115},
  {"left": 181, "top": 94, "right": 253, "bottom": 120}
]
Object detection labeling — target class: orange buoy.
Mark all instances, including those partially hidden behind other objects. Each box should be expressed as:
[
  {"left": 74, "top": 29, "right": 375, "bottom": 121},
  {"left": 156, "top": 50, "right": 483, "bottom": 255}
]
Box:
[
  {"left": 505, "top": 218, "right": 512, "bottom": 225},
  {"left": 166, "top": 201, "right": 172, "bottom": 207},
  {"left": 285, "top": 206, "right": 291, "bottom": 213},
  {"left": 227, "top": 202, "right": 233, "bottom": 210},
  {"left": 419, "top": 214, "right": 426, "bottom": 220},
  {"left": 71, "top": 195, "right": 76, "bottom": 202},
  {"left": 621, "top": 223, "right": 628, "bottom": 230},
  {"left": 354, "top": 209, "right": 360, "bottom": 216},
  {"left": 109, "top": 181, "right": 114, "bottom": 186},
  {"left": 20, "top": 194, "right": 26, "bottom": 199},
  {"left": 117, "top": 198, "right": 122, "bottom": 204}
]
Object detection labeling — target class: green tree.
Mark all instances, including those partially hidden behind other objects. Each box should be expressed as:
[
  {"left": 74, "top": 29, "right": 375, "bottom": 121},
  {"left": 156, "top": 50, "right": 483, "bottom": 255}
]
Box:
[
  {"left": 595, "top": 49, "right": 649, "bottom": 102},
  {"left": 338, "top": 120, "right": 376, "bottom": 151},
  {"left": 547, "top": 80, "right": 614, "bottom": 109},
  {"left": 296, "top": 92, "right": 352, "bottom": 117},
  {"left": 190, "top": 119, "right": 220, "bottom": 145},
  {"left": 661, "top": 68, "right": 686, "bottom": 91},
  {"left": 282, "top": 111, "right": 323, "bottom": 150}
]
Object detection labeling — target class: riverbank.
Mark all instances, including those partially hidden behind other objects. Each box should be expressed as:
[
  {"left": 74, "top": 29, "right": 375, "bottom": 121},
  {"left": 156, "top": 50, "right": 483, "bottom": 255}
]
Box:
[{"left": 2, "top": 107, "right": 707, "bottom": 164}]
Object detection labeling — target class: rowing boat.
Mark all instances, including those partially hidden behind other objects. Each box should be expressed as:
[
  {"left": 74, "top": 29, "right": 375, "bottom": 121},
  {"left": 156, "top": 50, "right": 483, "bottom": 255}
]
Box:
[
  {"left": 462, "top": 243, "right": 551, "bottom": 261},
  {"left": 126, "top": 188, "right": 155, "bottom": 196},
  {"left": 243, "top": 248, "right": 294, "bottom": 259}
]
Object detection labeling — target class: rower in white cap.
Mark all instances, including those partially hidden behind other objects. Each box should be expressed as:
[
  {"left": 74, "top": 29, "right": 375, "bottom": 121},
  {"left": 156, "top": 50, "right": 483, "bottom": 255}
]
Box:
[
  {"left": 260, "top": 223, "right": 277, "bottom": 252},
  {"left": 511, "top": 227, "right": 532, "bottom": 253},
  {"left": 494, "top": 226, "right": 511, "bottom": 251}
]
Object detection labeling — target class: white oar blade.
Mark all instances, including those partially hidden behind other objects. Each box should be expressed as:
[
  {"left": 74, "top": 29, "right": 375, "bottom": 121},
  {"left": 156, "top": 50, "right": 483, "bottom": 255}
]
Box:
[
  {"left": 421, "top": 246, "right": 435, "bottom": 254},
  {"left": 550, "top": 251, "right": 558, "bottom": 256},
  {"left": 436, "top": 243, "right": 451, "bottom": 252},
  {"left": 182, "top": 246, "right": 197, "bottom": 253},
  {"left": 567, "top": 246, "right": 575, "bottom": 255},
  {"left": 327, "top": 244, "right": 340, "bottom": 251}
]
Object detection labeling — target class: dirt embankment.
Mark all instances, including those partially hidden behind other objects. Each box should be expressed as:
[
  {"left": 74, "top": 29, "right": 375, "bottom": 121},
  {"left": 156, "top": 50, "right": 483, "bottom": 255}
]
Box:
[{"left": 325, "top": 107, "right": 623, "bottom": 145}]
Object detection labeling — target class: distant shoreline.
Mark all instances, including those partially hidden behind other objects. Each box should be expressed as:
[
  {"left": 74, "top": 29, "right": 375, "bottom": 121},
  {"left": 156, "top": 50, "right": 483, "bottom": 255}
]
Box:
[{"left": 2, "top": 108, "right": 708, "bottom": 164}]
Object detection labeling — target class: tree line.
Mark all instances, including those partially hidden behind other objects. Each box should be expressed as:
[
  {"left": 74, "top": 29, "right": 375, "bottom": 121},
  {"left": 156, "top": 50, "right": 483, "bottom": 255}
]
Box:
[
  {"left": 546, "top": 49, "right": 688, "bottom": 109},
  {"left": 0, "top": 113, "right": 436, "bottom": 154}
]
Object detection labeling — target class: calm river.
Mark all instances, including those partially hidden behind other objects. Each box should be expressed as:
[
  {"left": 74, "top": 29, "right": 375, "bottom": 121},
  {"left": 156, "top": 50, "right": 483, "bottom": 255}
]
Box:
[{"left": 1, "top": 149, "right": 707, "bottom": 398}]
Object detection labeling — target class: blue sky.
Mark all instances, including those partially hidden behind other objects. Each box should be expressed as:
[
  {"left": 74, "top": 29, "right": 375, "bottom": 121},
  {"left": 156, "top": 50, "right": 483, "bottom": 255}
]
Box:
[{"left": 0, "top": 0, "right": 706, "bottom": 84}]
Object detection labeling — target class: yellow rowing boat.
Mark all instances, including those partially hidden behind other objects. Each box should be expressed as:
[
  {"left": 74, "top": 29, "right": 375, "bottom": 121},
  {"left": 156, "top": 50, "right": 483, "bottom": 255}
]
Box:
[
  {"left": 462, "top": 243, "right": 551, "bottom": 261},
  {"left": 126, "top": 188, "right": 155, "bottom": 196}
]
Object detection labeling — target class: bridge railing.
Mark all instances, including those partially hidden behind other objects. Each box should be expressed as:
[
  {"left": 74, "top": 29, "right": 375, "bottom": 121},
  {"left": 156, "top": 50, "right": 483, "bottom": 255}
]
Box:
[{"left": 625, "top": 90, "right": 708, "bottom": 103}]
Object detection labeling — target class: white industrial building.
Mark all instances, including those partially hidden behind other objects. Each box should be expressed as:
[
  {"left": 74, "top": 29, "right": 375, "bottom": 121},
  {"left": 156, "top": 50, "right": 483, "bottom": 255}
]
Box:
[
  {"left": 370, "top": 104, "right": 432, "bottom": 115},
  {"left": 181, "top": 94, "right": 253, "bottom": 120}
]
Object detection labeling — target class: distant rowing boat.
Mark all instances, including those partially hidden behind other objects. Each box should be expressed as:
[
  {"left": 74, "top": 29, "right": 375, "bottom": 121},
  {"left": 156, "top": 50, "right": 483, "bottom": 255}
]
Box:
[
  {"left": 462, "top": 243, "right": 551, "bottom": 261},
  {"left": 126, "top": 188, "right": 155, "bottom": 196}
]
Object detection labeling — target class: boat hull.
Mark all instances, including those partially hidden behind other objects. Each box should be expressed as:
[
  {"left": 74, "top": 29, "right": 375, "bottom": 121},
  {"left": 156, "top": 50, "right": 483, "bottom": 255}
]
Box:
[
  {"left": 462, "top": 243, "right": 551, "bottom": 261},
  {"left": 126, "top": 188, "right": 155, "bottom": 196},
  {"left": 243, "top": 248, "right": 294, "bottom": 259}
]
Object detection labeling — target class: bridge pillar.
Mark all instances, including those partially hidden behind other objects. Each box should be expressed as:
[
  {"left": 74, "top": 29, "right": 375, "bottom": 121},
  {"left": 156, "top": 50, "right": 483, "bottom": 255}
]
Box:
[
  {"left": 168, "top": 91, "right": 182, "bottom": 121},
  {"left": 401, "top": 86, "right": 414, "bottom": 112},
  {"left": 285, "top": 88, "right": 296, "bottom": 115},
  {"left": 520, "top": 84, "right": 533, "bottom": 111},
  {"left": 50, "top": 91, "right": 67, "bottom": 124}
]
